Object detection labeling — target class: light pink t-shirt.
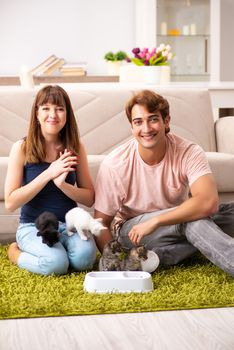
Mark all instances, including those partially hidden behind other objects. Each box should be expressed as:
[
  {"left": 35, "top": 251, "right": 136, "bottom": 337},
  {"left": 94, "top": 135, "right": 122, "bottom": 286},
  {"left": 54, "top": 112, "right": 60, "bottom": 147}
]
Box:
[{"left": 94, "top": 133, "right": 212, "bottom": 221}]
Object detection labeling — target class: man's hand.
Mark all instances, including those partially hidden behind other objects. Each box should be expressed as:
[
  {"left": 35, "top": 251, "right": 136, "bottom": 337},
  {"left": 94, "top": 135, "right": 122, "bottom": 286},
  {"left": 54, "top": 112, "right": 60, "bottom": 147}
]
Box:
[{"left": 128, "top": 217, "right": 159, "bottom": 245}]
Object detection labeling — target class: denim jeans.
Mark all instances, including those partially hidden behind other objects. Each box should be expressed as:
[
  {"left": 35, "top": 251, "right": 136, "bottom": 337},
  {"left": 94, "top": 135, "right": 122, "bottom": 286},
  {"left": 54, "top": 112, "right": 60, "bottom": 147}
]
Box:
[
  {"left": 16, "top": 222, "right": 97, "bottom": 275},
  {"left": 119, "top": 202, "right": 234, "bottom": 277}
]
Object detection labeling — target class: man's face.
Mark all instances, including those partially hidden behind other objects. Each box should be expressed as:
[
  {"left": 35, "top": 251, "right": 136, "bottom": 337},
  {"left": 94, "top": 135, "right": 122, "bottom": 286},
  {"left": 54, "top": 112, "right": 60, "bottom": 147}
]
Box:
[{"left": 131, "top": 104, "right": 170, "bottom": 150}]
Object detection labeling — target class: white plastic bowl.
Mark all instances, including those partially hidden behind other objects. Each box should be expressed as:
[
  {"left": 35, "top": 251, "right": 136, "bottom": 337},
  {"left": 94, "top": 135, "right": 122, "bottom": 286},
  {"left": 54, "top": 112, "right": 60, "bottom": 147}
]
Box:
[
  {"left": 141, "top": 250, "right": 160, "bottom": 273},
  {"left": 84, "top": 271, "right": 153, "bottom": 293}
]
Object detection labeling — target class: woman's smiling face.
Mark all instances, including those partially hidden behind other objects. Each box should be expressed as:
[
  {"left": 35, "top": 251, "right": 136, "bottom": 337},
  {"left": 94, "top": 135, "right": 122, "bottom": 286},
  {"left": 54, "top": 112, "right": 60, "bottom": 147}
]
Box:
[{"left": 37, "top": 103, "right": 67, "bottom": 137}]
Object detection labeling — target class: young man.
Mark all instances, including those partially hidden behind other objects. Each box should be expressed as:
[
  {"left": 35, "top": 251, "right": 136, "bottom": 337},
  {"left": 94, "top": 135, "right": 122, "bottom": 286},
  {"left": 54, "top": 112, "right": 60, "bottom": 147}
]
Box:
[{"left": 94, "top": 90, "right": 234, "bottom": 277}]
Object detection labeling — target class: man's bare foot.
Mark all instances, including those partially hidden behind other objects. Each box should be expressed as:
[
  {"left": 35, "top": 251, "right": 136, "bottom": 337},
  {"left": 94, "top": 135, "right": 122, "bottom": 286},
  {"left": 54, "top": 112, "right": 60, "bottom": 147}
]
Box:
[{"left": 7, "top": 242, "right": 21, "bottom": 264}]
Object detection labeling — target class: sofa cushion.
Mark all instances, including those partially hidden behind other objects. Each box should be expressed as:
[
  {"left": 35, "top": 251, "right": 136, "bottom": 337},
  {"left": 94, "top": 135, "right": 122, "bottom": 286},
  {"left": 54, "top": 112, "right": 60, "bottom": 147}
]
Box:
[
  {"left": 154, "top": 89, "right": 216, "bottom": 152},
  {"left": 0, "top": 88, "right": 217, "bottom": 157},
  {"left": 74, "top": 88, "right": 217, "bottom": 153},
  {"left": 0, "top": 89, "right": 35, "bottom": 156},
  {"left": 87, "top": 155, "right": 106, "bottom": 184}
]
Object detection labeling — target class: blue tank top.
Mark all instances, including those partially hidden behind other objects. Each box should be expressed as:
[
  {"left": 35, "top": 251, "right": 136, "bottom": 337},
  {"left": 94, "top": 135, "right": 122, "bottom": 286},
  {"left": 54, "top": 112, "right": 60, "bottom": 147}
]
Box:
[{"left": 20, "top": 162, "right": 77, "bottom": 223}]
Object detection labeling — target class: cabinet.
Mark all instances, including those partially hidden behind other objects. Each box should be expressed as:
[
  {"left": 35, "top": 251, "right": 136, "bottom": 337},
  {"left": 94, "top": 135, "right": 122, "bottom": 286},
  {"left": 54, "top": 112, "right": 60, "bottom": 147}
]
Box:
[{"left": 156, "top": 0, "right": 210, "bottom": 81}]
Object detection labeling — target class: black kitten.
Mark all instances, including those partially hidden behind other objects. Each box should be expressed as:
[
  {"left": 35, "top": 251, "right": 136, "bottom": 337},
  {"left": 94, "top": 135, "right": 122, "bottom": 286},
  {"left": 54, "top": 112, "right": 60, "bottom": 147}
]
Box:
[{"left": 35, "top": 211, "right": 59, "bottom": 247}]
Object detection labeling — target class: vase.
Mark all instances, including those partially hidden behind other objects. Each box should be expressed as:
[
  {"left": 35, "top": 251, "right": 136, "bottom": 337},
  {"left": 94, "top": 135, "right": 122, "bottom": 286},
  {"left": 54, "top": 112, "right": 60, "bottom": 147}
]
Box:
[
  {"left": 119, "top": 64, "right": 144, "bottom": 83},
  {"left": 160, "top": 66, "right": 171, "bottom": 84},
  {"left": 19, "top": 65, "right": 34, "bottom": 89},
  {"left": 107, "top": 61, "right": 121, "bottom": 76},
  {"left": 143, "top": 66, "right": 162, "bottom": 84}
]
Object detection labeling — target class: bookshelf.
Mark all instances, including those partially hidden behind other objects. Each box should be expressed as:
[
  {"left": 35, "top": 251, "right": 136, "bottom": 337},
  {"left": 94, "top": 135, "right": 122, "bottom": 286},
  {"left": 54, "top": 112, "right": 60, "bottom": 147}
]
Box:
[
  {"left": 0, "top": 55, "right": 120, "bottom": 86},
  {"left": 0, "top": 75, "right": 119, "bottom": 86}
]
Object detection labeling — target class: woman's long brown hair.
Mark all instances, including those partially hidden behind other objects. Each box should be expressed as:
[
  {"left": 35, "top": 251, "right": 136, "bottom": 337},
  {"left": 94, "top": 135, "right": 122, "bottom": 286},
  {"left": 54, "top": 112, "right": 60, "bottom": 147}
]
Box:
[{"left": 22, "top": 85, "right": 80, "bottom": 163}]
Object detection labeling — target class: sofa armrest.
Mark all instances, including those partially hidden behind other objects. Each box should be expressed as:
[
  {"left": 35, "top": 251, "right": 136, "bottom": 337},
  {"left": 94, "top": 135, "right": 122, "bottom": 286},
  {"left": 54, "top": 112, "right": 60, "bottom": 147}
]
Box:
[
  {"left": 0, "top": 157, "right": 8, "bottom": 200},
  {"left": 215, "top": 117, "right": 234, "bottom": 154},
  {"left": 206, "top": 152, "right": 234, "bottom": 192}
]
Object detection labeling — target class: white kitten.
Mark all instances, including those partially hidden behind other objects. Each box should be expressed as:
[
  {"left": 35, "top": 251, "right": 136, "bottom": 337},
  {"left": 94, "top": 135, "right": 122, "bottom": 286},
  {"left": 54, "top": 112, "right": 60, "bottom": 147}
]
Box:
[{"left": 65, "top": 207, "right": 106, "bottom": 240}]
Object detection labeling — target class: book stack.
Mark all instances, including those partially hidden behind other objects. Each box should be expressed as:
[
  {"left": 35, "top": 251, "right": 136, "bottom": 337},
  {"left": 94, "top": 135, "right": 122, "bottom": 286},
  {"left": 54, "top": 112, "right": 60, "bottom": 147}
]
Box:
[
  {"left": 59, "top": 63, "right": 87, "bottom": 76},
  {"left": 31, "top": 55, "right": 65, "bottom": 76},
  {"left": 43, "top": 57, "right": 65, "bottom": 75},
  {"left": 31, "top": 56, "right": 87, "bottom": 77}
]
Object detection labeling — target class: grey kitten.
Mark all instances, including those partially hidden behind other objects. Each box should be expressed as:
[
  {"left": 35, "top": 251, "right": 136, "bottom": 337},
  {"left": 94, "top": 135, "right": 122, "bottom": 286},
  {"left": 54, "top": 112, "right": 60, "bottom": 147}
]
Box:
[
  {"left": 123, "top": 246, "right": 148, "bottom": 271},
  {"left": 99, "top": 239, "right": 148, "bottom": 271},
  {"left": 98, "top": 239, "right": 126, "bottom": 271}
]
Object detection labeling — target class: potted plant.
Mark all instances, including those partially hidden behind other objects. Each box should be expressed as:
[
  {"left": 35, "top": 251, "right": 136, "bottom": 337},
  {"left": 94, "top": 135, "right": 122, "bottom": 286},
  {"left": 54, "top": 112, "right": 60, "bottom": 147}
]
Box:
[
  {"left": 104, "top": 50, "right": 128, "bottom": 76},
  {"left": 129, "top": 44, "right": 174, "bottom": 84}
]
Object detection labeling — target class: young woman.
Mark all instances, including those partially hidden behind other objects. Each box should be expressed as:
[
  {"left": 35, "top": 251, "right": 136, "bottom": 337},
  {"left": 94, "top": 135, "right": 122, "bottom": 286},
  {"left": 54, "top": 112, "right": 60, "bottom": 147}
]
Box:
[{"left": 5, "top": 85, "right": 96, "bottom": 275}]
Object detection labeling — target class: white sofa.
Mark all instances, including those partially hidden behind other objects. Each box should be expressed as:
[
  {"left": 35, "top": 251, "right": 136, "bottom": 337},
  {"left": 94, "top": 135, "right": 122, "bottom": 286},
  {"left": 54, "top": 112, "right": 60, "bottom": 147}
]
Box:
[{"left": 1, "top": 86, "right": 234, "bottom": 243}]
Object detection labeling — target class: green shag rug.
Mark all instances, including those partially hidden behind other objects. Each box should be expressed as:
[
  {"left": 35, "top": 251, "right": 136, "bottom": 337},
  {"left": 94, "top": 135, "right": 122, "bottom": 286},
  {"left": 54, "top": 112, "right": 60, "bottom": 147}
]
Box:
[{"left": 0, "top": 245, "right": 233, "bottom": 319}]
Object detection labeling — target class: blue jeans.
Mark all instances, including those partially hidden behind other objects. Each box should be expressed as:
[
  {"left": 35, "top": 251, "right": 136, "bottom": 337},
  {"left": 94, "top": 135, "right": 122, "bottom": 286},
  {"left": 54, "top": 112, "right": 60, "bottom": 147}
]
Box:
[
  {"left": 119, "top": 202, "right": 234, "bottom": 277},
  {"left": 16, "top": 222, "right": 97, "bottom": 275}
]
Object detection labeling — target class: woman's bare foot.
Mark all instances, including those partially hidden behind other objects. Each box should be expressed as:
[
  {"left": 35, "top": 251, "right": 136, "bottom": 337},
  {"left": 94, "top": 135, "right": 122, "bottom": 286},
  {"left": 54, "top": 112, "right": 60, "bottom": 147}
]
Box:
[{"left": 7, "top": 242, "right": 21, "bottom": 264}]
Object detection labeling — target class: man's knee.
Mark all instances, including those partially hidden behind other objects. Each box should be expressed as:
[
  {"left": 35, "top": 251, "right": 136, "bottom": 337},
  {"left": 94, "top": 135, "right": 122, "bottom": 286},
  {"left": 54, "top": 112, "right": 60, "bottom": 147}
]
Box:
[{"left": 211, "top": 202, "right": 234, "bottom": 237}]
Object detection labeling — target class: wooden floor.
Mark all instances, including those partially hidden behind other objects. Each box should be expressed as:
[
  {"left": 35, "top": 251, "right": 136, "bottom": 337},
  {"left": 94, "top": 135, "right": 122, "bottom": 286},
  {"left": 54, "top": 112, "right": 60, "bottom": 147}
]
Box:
[{"left": 0, "top": 307, "right": 233, "bottom": 350}]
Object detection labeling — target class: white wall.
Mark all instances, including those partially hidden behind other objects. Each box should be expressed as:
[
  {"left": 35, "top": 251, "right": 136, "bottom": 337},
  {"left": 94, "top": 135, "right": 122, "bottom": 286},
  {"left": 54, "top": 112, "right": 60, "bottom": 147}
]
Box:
[
  {"left": 135, "top": 0, "right": 156, "bottom": 47},
  {"left": 220, "top": 0, "right": 234, "bottom": 81},
  {"left": 1, "top": 0, "right": 232, "bottom": 81},
  {"left": 0, "top": 0, "right": 136, "bottom": 75}
]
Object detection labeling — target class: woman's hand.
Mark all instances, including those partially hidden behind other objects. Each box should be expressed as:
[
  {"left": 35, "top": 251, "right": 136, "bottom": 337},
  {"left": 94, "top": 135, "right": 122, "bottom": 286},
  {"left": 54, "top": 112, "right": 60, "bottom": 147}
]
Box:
[
  {"left": 54, "top": 143, "right": 94, "bottom": 207},
  {"left": 47, "top": 149, "right": 78, "bottom": 186},
  {"left": 128, "top": 218, "right": 159, "bottom": 245},
  {"left": 53, "top": 169, "right": 69, "bottom": 188}
]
